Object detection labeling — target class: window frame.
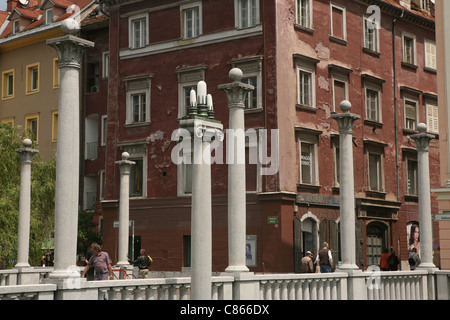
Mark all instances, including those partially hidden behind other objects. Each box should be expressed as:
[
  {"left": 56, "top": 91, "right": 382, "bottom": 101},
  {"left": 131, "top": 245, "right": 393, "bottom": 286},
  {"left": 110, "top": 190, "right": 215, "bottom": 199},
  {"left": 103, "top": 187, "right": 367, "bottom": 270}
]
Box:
[
  {"left": 2, "top": 69, "right": 15, "bottom": 100},
  {"left": 52, "top": 110, "right": 58, "bottom": 142},
  {"left": 119, "top": 143, "right": 148, "bottom": 198},
  {"left": 231, "top": 56, "right": 263, "bottom": 112},
  {"left": 295, "top": 0, "right": 313, "bottom": 30},
  {"left": 406, "top": 156, "right": 418, "bottom": 196},
  {"left": 124, "top": 75, "right": 152, "bottom": 126},
  {"left": 25, "top": 113, "right": 40, "bottom": 144},
  {"left": 367, "top": 148, "right": 384, "bottom": 192},
  {"left": 296, "top": 130, "right": 320, "bottom": 186},
  {"left": 102, "top": 51, "right": 109, "bottom": 79},
  {"left": 364, "top": 84, "right": 382, "bottom": 123},
  {"left": 181, "top": 1, "right": 202, "bottom": 39},
  {"left": 363, "top": 15, "right": 379, "bottom": 52},
  {"left": 176, "top": 66, "right": 206, "bottom": 119},
  {"left": 26, "top": 62, "right": 40, "bottom": 95},
  {"left": 129, "top": 13, "right": 149, "bottom": 49},
  {"left": 332, "top": 76, "right": 348, "bottom": 112},
  {"left": 330, "top": 2, "right": 347, "bottom": 41},
  {"left": 45, "top": 8, "right": 54, "bottom": 25},
  {"left": 425, "top": 98, "right": 439, "bottom": 134},
  {"left": 402, "top": 32, "right": 417, "bottom": 66},
  {"left": 404, "top": 97, "right": 418, "bottom": 131},
  {"left": 424, "top": 39, "right": 436, "bottom": 71},
  {"left": 235, "top": 0, "right": 260, "bottom": 29}
]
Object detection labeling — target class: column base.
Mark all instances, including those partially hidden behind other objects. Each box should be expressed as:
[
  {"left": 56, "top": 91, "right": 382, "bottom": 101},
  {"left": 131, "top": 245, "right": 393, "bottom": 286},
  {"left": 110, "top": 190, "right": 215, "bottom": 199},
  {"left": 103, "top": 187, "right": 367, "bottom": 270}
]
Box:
[
  {"left": 225, "top": 265, "right": 249, "bottom": 273},
  {"left": 337, "top": 263, "right": 359, "bottom": 271},
  {"left": 416, "top": 263, "right": 438, "bottom": 272},
  {"left": 116, "top": 261, "right": 131, "bottom": 266},
  {"left": 14, "top": 263, "right": 31, "bottom": 269}
]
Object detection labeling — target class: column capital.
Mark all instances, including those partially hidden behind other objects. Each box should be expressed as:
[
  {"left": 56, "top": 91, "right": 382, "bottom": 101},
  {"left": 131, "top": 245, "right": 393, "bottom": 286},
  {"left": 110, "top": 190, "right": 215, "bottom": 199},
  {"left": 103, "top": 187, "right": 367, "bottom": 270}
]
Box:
[
  {"left": 115, "top": 152, "right": 135, "bottom": 175},
  {"left": 331, "top": 100, "right": 360, "bottom": 134},
  {"left": 47, "top": 35, "right": 94, "bottom": 69},
  {"left": 218, "top": 68, "right": 254, "bottom": 109},
  {"left": 411, "top": 123, "right": 435, "bottom": 152},
  {"left": 15, "top": 139, "right": 39, "bottom": 164}
]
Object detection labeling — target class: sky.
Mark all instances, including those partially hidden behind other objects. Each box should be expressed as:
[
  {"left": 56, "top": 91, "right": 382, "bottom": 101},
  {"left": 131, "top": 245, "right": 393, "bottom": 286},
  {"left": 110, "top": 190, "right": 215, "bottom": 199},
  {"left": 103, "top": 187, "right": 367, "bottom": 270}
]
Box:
[{"left": 0, "top": 1, "right": 6, "bottom": 11}]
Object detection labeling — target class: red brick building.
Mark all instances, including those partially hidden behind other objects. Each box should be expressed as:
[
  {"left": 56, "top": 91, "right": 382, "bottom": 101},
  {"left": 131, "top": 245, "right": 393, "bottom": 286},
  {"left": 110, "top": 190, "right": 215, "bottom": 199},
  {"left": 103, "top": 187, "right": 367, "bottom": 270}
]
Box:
[{"left": 96, "top": 0, "right": 440, "bottom": 272}]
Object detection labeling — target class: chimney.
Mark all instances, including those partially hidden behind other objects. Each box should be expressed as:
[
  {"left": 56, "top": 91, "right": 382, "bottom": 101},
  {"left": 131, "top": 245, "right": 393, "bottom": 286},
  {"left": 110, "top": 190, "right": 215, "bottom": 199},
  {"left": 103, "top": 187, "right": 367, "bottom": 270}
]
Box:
[{"left": 7, "top": 0, "right": 20, "bottom": 12}]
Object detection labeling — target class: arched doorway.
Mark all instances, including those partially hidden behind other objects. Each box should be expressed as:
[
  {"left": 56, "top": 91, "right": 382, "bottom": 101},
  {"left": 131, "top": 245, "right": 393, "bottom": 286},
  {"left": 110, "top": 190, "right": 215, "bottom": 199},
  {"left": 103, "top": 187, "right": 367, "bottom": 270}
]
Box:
[
  {"left": 366, "top": 221, "right": 389, "bottom": 267},
  {"left": 293, "top": 213, "right": 319, "bottom": 272}
]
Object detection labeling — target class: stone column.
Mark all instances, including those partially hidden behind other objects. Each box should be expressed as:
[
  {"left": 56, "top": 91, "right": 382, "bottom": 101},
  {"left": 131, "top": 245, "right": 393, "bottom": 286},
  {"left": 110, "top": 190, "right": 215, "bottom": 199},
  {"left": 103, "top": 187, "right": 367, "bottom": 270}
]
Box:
[
  {"left": 14, "top": 139, "right": 39, "bottom": 269},
  {"left": 47, "top": 20, "right": 94, "bottom": 279},
  {"left": 218, "top": 68, "right": 254, "bottom": 273},
  {"left": 412, "top": 123, "right": 437, "bottom": 270},
  {"left": 115, "top": 152, "right": 135, "bottom": 266},
  {"left": 331, "top": 100, "right": 360, "bottom": 270},
  {"left": 178, "top": 81, "right": 223, "bottom": 300}
]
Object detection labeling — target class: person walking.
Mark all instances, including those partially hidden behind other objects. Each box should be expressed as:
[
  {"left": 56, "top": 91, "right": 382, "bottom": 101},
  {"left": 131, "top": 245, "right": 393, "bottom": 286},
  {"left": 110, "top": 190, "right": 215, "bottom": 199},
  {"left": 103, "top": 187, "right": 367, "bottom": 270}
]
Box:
[
  {"left": 81, "top": 243, "right": 113, "bottom": 280},
  {"left": 380, "top": 248, "right": 390, "bottom": 271},
  {"left": 299, "top": 251, "right": 315, "bottom": 273},
  {"left": 129, "top": 249, "right": 153, "bottom": 279},
  {"left": 316, "top": 242, "right": 333, "bottom": 273},
  {"left": 388, "top": 249, "right": 400, "bottom": 271}
]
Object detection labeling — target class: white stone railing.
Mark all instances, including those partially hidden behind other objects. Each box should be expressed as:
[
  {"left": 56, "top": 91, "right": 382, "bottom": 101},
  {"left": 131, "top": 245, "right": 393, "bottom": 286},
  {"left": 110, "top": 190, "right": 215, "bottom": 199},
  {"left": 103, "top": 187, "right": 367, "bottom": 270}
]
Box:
[
  {"left": 363, "top": 270, "right": 429, "bottom": 300},
  {"left": 1, "top": 268, "right": 449, "bottom": 300},
  {"left": 253, "top": 273, "right": 348, "bottom": 300}
]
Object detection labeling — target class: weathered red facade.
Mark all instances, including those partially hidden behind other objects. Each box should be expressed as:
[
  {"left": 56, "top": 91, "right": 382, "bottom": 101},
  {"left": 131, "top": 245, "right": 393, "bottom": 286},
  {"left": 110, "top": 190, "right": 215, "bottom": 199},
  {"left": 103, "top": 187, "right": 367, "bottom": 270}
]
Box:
[{"left": 92, "top": 0, "right": 440, "bottom": 273}]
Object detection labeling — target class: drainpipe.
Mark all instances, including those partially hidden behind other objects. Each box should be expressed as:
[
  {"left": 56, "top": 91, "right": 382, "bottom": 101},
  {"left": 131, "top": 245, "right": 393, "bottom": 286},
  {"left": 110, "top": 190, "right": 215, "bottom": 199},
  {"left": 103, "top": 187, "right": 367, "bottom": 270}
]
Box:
[{"left": 392, "top": 10, "right": 404, "bottom": 202}]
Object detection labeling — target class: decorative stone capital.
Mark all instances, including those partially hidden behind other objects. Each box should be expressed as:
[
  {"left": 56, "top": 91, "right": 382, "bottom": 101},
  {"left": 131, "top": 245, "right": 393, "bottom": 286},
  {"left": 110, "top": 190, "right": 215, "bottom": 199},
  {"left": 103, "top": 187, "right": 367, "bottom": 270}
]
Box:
[
  {"left": 411, "top": 123, "right": 435, "bottom": 153},
  {"left": 331, "top": 100, "right": 360, "bottom": 134},
  {"left": 15, "top": 139, "right": 39, "bottom": 164},
  {"left": 193, "top": 120, "right": 224, "bottom": 142},
  {"left": 218, "top": 68, "right": 254, "bottom": 109},
  {"left": 47, "top": 35, "right": 94, "bottom": 69},
  {"left": 115, "top": 152, "right": 135, "bottom": 175}
]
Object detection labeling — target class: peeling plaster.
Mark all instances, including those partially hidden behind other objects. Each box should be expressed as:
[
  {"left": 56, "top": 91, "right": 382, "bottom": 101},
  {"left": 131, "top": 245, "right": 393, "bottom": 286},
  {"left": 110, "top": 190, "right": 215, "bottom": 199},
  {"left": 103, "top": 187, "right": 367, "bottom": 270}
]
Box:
[
  {"left": 315, "top": 42, "right": 330, "bottom": 60},
  {"left": 318, "top": 76, "right": 329, "bottom": 91}
]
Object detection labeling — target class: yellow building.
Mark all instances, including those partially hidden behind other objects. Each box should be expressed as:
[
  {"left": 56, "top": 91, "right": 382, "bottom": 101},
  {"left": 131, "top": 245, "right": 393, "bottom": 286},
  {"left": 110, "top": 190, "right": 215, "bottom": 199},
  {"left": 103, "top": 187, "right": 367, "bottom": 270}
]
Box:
[{"left": 0, "top": 0, "right": 96, "bottom": 159}]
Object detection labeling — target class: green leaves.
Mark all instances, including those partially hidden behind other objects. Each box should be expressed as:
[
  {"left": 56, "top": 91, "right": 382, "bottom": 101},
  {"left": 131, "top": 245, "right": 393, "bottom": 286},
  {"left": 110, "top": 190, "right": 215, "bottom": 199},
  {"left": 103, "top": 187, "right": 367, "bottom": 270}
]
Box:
[{"left": 0, "top": 123, "right": 56, "bottom": 268}]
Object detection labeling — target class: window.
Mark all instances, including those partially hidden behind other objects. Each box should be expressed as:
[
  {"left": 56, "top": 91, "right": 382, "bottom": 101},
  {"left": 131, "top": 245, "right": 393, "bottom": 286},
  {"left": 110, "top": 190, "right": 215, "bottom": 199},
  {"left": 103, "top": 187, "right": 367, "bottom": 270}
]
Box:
[
  {"left": 2, "top": 69, "right": 14, "bottom": 99},
  {"left": 330, "top": 3, "right": 346, "bottom": 41},
  {"left": 52, "top": 110, "right": 58, "bottom": 142},
  {"left": 424, "top": 40, "right": 436, "bottom": 70},
  {"left": 332, "top": 137, "right": 340, "bottom": 188},
  {"left": 406, "top": 157, "right": 418, "bottom": 196},
  {"left": 25, "top": 113, "right": 39, "bottom": 144},
  {"left": 119, "top": 143, "right": 148, "bottom": 198},
  {"left": 131, "top": 93, "right": 146, "bottom": 123},
  {"left": 402, "top": 33, "right": 416, "bottom": 65},
  {"left": 363, "top": 16, "right": 379, "bottom": 52},
  {"left": 365, "top": 88, "right": 381, "bottom": 122},
  {"left": 246, "top": 129, "right": 262, "bottom": 192},
  {"left": 12, "top": 19, "right": 20, "bottom": 34},
  {"left": 296, "top": 0, "right": 312, "bottom": 29},
  {"left": 333, "top": 79, "right": 347, "bottom": 112},
  {"left": 236, "top": 0, "right": 259, "bottom": 28},
  {"left": 130, "top": 158, "right": 144, "bottom": 197},
  {"left": 101, "top": 115, "right": 107, "bottom": 146},
  {"left": 129, "top": 14, "right": 148, "bottom": 48},
  {"left": 294, "top": 54, "right": 318, "bottom": 111},
  {"left": 102, "top": 52, "right": 109, "bottom": 78},
  {"left": 45, "top": 8, "right": 53, "bottom": 25},
  {"left": 176, "top": 66, "right": 206, "bottom": 118},
  {"left": 426, "top": 99, "right": 438, "bottom": 134},
  {"left": 53, "top": 58, "right": 59, "bottom": 88},
  {"left": 181, "top": 2, "right": 201, "bottom": 39},
  {"left": 365, "top": 144, "right": 384, "bottom": 192},
  {"left": 26, "top": 63, "right": 39, "bottom": 94},
  {"left": 297, "top": 129, "right": 320, "bottom": 186},
  {"left": 124, "top": 75, "right": 152, "bottom": 125},
  {"left": 87, "top": 62, "right": 99, "bottom": 93},
  {"left": 83, "top": 176, "right": 97, "bottom": 210},
  {"left": 231, "top": 56, "right": 263, "bottom": 111},
  {"left": 404, "top": 99, "right": 417, "bottom": 131}
]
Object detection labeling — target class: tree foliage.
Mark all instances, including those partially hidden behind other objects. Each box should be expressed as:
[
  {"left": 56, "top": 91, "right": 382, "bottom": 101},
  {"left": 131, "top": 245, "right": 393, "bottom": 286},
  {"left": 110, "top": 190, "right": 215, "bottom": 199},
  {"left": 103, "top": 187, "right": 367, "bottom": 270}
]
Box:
[{"left": 0, "top": 123, "right": 56, "bottom": 268}]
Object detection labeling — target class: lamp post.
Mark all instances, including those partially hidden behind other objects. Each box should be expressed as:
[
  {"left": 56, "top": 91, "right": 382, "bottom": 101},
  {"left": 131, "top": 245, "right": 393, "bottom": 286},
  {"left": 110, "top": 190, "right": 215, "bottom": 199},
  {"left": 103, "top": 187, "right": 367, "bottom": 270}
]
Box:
[{"left": 178, "top": 81, "right": 223, "bottom": 300}]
